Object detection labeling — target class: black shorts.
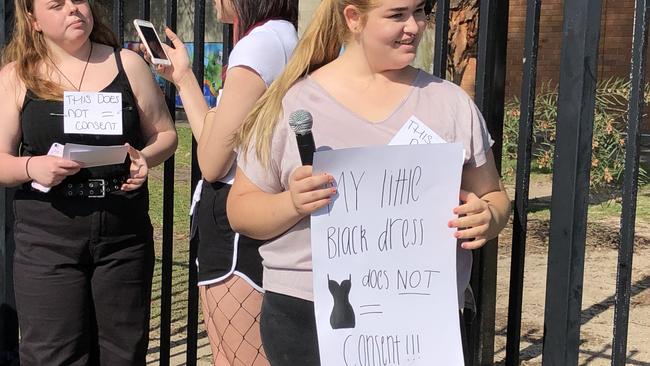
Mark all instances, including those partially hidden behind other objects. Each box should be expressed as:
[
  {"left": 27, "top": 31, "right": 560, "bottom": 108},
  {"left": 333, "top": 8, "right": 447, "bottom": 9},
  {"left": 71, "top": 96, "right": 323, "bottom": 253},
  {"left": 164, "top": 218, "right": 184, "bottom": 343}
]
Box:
[{"left": 194, "top": 180, "right": 265, "bottom": 287}]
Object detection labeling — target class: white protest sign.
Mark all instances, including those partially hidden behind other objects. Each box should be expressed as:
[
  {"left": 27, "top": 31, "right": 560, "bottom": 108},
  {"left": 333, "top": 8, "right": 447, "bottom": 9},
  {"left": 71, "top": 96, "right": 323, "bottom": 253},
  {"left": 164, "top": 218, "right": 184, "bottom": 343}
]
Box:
[
  {"left": 64, "top": 91, "right": 123, "bottom": 135},
  {"left": 311, "top": 143, "right": 465, "bottom": 366},
  {"left": 389, "top": 115, "right": 447, "bottom": 146}
]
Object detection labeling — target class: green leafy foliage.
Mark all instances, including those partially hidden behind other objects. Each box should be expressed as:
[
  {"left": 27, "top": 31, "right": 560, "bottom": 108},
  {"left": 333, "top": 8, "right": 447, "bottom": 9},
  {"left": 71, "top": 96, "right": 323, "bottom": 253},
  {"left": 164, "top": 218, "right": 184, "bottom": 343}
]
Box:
[{"left": 502, "top": 78, "right": 650, "bottom": 190}]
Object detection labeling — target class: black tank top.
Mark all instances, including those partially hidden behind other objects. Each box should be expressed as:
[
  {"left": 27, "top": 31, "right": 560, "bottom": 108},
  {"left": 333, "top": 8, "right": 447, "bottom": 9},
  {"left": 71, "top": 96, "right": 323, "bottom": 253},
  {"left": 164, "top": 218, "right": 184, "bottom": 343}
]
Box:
[{"left": 20, "top": 48, "right": 145, "bottom": 185}]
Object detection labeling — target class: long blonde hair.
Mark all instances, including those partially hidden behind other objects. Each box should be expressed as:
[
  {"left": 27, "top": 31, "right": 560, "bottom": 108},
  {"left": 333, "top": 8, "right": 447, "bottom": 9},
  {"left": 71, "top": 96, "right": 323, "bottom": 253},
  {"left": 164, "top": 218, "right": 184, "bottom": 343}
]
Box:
[
  {"left": 1, "top": 0, "right": 119, "bottom": 101},
  {"left": 234, "top": 0, "right": 379, "bottom": 164}
]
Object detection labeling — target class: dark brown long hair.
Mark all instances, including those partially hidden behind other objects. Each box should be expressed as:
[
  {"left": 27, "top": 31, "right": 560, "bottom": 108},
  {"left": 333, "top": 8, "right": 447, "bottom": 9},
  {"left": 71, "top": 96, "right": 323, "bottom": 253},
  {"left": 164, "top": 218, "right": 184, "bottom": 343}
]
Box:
[
  {"left": 231, "top": 0, "right": 298, "bottom": 38},
  {"left": 1, "top": 0, "right": 119, "bottom": 101}
]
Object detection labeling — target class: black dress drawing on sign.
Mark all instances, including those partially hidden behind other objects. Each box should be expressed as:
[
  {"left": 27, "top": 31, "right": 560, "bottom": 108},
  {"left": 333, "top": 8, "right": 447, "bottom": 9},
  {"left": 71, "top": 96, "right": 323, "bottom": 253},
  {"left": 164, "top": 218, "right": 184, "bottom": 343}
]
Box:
[{"left": 328, "top": 274, "right": 355, "bottom": 329}]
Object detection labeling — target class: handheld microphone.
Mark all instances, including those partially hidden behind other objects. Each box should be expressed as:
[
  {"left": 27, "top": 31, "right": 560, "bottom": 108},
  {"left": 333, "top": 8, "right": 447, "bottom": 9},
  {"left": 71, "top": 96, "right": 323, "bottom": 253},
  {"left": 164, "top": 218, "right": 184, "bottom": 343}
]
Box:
[{"left": 288, "top": 109, "right": 316, "bottom": 165}]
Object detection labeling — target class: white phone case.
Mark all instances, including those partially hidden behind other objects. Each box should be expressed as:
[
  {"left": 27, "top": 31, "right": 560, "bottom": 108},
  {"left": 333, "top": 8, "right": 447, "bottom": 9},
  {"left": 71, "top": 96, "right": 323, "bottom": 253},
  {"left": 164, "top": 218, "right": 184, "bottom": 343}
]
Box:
[
  {"left": 31, "top": 143, "right": 64, "bottom": 193},
  {"left": 133, "top": 19, "right": 171, "bottom": 65}
]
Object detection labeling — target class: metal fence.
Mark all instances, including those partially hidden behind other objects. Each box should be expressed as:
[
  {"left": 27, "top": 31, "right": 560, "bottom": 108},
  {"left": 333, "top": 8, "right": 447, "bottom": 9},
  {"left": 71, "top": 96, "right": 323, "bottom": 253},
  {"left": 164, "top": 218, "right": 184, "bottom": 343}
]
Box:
[{"left": 0, "top": 0, "right": 647, "bottom": 365}]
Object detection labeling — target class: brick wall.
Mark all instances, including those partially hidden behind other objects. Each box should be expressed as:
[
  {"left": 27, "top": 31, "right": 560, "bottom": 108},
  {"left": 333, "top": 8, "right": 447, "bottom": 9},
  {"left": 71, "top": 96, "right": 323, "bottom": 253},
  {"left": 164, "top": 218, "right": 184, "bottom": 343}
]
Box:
[
  {"left": 506, "top": 0, "right": 642, "bottom": 96},
  {"left": 506, "top": 0, "right": 650, "bottom": 131}
]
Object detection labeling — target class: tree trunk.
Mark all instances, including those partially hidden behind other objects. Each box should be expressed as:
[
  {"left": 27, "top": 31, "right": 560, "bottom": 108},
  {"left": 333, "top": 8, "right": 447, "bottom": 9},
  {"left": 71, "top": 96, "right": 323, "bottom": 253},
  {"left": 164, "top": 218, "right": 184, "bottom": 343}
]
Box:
[{"left": 447, "top": 0, "right": 479, "bottom": 98}]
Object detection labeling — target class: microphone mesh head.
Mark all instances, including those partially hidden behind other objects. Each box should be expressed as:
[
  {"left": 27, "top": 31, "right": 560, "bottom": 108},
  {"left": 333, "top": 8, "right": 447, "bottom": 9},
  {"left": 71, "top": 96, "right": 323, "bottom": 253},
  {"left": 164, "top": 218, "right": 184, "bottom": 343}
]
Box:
[{"left": 288, "top": 109, "right": 313, "bottom": 135}]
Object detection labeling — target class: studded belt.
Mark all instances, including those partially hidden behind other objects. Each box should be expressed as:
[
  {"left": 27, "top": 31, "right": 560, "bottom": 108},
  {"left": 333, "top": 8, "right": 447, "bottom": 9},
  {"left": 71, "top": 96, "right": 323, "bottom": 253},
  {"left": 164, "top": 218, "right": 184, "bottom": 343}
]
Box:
[{"left": 58, "top": 175, "right": 128, "bottom": 198}]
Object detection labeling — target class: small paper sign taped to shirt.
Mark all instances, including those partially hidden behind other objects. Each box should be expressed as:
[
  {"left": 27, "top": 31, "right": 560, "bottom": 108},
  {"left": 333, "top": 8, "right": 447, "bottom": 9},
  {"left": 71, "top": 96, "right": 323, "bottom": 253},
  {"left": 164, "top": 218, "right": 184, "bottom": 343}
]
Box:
[
  {"left": 389, "top": 115, "right": 447, "bottom": 146},
  {"left": 63, "top": 91, "right": 123, "bottom": 135}
]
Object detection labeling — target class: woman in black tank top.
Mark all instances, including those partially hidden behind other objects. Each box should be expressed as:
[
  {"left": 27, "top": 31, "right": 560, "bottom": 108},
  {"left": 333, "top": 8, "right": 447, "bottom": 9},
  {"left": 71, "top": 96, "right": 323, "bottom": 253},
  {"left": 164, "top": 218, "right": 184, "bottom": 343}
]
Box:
[{"left": 0, "top": 1, "right": 177, "bottom": 364}]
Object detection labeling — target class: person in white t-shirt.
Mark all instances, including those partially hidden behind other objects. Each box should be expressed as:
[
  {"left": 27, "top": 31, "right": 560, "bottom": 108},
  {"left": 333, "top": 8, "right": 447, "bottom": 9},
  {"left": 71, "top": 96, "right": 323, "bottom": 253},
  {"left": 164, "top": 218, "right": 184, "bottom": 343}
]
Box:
[
  {"left": 227, "top": 0, "right": 511, "bottom": 365},
  {"left": 143, "top": 0, "right": 297, "bottom": 364}
]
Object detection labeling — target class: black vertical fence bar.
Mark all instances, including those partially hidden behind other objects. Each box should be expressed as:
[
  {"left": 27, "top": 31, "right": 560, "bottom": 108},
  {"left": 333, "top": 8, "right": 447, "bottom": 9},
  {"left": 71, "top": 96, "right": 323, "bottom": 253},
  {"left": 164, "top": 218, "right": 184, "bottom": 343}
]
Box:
[
  {"left": 160, "top": 0, "right": 177, "bottom": 365},
  {"left": 1, "top": 4, "right": 18, "bottom": 365},
  {"left": 1, "top": 0, "right": 9, "bottom": 44},
  {"left": 112, "top": 0, "right": 124, "bottom": 45},
  {"left": 0, "top": 189, "right": 18, "bottom": 366},
  {"left": 223, "top": 24, "right": 234, "bottom": 62},
  {"left": 433, "top": 0, "right": 450, "bottom": 79},
  {"left": 505, "top": 0, "right": 540, "bottom": 365},
  {"left": 470, "top": 0, "right": 509, "bottom": 364},
  {"left": 185, "top": 0, "right": 206, "bottom": 364},
  {"left": 139, "top": 0, "right": 150, "bottom": 21},
  {"left": 1, "top": 188, "right": 18, "bottom": 366},
  {"left": 475, "top": 0, "right": 508, "bottom": 170},
  {"left": 542, "top": 1, "right": 603, "bottom": 365},
  {"left": 612, "top": 0, "right": 650, "bottom": 364}
]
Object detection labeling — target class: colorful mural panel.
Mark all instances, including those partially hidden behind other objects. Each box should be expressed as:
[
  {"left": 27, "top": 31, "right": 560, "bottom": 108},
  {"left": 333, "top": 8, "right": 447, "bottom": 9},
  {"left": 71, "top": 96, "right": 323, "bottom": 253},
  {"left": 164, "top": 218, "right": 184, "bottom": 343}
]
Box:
[{"left": 124, "top": 42, "right": 224, "bottom": 108}]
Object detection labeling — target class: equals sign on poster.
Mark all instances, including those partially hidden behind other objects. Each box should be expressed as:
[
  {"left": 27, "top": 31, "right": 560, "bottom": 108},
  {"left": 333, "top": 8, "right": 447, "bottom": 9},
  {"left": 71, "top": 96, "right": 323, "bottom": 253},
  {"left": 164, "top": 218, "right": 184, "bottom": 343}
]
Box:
[{"left": 102, "top": 111, "right": 115, "bottom": 118}]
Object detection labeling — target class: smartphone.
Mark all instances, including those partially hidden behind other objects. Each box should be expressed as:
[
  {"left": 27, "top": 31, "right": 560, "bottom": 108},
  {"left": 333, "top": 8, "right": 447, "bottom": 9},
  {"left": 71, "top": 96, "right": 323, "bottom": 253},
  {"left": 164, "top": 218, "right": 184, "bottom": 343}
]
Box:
[{"left": 133, "top": 19, "right": 171, "bottom": 65}]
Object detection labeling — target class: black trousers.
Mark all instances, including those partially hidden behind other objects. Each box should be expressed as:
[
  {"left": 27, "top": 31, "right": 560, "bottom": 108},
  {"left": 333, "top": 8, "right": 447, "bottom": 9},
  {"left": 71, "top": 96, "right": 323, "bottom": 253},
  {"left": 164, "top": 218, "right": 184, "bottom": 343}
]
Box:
[
  {"left": 260, "top": 292, "right": 471, "bottom": 366},
  {"left": 260, "top": 292, "right": 321, "bottom": 366},
  {"left": 12, "top": 191, "right": 154, "bottom": 366}
]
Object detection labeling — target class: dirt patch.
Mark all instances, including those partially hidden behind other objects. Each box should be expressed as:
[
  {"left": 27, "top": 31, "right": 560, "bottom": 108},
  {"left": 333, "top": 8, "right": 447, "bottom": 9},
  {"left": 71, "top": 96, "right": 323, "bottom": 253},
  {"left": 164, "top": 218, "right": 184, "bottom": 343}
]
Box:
[
  {"left": 493, "top": 197, "right": 650, "bottom": 364},
  {"left": 147, "top": 177, "right": 650, "bottom": 365},
  {"left": 148, "top": 165, "right": 192, "bottom": 184}
]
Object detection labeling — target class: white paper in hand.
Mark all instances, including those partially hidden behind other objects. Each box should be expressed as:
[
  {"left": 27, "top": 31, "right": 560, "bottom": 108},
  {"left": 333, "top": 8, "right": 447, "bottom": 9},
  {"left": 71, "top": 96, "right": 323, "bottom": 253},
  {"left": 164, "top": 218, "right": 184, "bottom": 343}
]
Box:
[
  {"left": 30, "top": 143, "right": 129, "bottom": 193},
  {"left": 63, "top": 144, "right": 128, "bottom": 168}
]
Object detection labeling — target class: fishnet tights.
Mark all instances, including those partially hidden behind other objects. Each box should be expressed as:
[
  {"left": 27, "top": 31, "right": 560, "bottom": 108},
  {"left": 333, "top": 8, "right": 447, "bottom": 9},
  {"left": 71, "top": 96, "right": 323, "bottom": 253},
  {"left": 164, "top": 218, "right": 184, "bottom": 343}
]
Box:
[{"left": 199, "top": 275, "right": 268, "bottom": 366}]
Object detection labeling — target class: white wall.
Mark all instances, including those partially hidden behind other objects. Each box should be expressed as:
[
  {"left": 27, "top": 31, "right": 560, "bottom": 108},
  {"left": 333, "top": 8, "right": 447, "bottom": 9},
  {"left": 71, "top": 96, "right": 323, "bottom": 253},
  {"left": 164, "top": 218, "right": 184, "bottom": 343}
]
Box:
[{"left": 298, "top": 0, "right": 320, "bottom": 35}]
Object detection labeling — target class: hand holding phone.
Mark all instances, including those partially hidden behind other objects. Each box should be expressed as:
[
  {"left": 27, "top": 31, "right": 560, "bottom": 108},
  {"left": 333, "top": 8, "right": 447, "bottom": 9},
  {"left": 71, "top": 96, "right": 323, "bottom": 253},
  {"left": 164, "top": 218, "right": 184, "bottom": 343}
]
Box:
[
  {"left": 136, "top": 26, "right": 195, "bottom": 87},
  {"left": 133, "top": 19, "right": 171, "bottom": 65}
]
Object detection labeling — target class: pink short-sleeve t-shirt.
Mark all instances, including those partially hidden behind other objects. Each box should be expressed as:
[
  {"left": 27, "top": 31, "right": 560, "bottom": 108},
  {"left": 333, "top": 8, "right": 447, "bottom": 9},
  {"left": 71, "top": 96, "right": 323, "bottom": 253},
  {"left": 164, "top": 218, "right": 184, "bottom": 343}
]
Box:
[{"left": 238, "top": 70, "right": 493, "bottom": 306}]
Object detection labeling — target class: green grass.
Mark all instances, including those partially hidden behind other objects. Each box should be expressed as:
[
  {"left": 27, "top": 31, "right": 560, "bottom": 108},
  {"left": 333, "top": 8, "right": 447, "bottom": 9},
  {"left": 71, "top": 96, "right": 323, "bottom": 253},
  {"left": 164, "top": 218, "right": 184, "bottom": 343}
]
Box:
[
  {"left": 147, "top": 123, "right": 196, "bottom": 340},
  {"left": 587, "top": 185, "right": 650, "bottom": 222},
  {"left": 148, "top": 124, "right": 193, "bottom": 231},
  {"left": 515, "top": 172, "right": 650, "bottom": 226}
]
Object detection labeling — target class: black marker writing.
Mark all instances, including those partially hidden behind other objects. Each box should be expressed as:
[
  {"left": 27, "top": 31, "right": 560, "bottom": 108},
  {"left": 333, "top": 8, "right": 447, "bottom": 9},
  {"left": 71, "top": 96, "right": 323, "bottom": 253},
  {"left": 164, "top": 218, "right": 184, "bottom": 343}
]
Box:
[
  {"left": 408, "top": 120, "right": 435, "bottom": 144},
  {"left": 343, "top": 334, "right": 402, "bottom": 366},
  {"left": 327, "top": 225, "right": 368, "bottom": 259},
  {"left": 66, "top": 109, "right": 89, "bottom": 118},
  {"left": 396, "top": 269, "right": 440, "bottom": 291},
  {"left": 75, "top": 121, "right": 118, "bottom": 131},
  {"left": 362, "top": 269, "right": 390, "bottom": 290},
  {"left": 65, "top": 94, "right": 92, "bottom": 105},
  {"left": 377, "top": 218, "right": 424, "bottom": 252},
  {"left": 350, "top": 171, "right": 365, "bottom": 211},
  {"left": 405, "top": 334, "right": 421, "bottom": 359},
  {"left": 337, "top": 171, "right": 366, "bottom": 213},
  {"left": 96, "top": 94, "right": 120, "bottom": 104},
  {"left": 380, "top": 167, "right": 422, "bottom": 208}
]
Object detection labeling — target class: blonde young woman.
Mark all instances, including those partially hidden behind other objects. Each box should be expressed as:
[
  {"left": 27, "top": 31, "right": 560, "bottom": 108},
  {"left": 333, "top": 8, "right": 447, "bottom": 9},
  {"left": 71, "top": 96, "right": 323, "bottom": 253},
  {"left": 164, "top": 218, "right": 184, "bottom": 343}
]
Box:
[
  {"left": 0, "top": 0, "right": 177, "bottom": 364},
  {"left": 227, "top": 0, "right": 511, "bottom": 364},
  {"left": 144, "top": 0, "right": 297, "bottom": 364}
]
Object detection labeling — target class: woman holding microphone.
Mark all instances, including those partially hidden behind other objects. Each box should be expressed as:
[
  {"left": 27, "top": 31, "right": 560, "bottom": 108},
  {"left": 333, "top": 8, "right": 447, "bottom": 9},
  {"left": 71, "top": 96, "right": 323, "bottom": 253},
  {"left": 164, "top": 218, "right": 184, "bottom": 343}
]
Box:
[{"left": 228, "top": 0, "right": 511, "bottom": 364}]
